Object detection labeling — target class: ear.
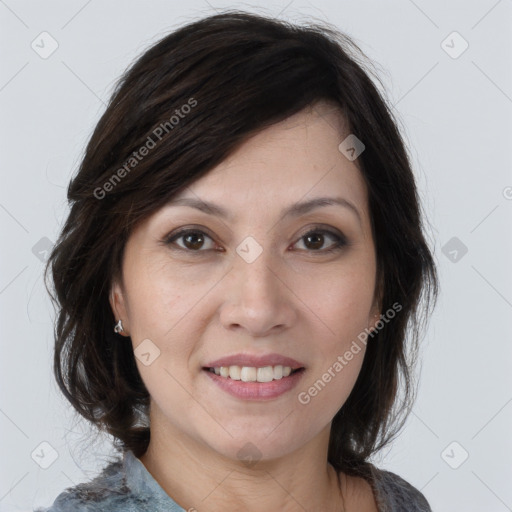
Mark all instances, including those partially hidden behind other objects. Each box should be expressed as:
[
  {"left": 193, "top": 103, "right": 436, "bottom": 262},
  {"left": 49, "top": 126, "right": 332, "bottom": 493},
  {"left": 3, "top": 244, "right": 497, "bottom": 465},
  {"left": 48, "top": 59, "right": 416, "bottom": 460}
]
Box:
[
  {"left": 109, "top": 279, "right": 130, "bottom": 336},
  {"left": 368, "top": 270, "right": 383, "bottom": 332},
  {"left": 368, "top": 303, "right": 381, "bottom": 332}
]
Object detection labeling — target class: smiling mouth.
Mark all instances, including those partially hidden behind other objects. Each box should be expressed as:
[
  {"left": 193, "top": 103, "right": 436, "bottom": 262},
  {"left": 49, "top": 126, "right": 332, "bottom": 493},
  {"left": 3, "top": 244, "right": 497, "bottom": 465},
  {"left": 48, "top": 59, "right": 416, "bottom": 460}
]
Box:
[{"left": 203, "top": 365, "right": 304, "bottom": 383}]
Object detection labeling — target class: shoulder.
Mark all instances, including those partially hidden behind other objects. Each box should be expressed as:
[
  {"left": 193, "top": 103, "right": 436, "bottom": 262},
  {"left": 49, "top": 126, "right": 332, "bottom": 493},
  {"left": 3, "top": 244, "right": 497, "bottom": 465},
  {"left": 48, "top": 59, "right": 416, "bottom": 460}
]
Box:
[
  {"left": 367, "top": 464, "right": 432, "bottom": 512},
  {"left": 33, "top": 454, "right": 156, "bottom": 512}
]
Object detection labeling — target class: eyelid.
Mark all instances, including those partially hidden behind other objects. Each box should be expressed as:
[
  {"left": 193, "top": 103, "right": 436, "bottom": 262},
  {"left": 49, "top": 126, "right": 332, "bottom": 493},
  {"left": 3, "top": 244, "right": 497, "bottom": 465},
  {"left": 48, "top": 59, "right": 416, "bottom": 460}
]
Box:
[
  {"left": 163, "top": 224, "right": 348, "bottom": 253},
  {"left": 298, "top": 224, "right": 345, "bottom": 239},
  {"left": 163, "top": 226, "right": 219, "bottom": 250},
  {"left": 294, "top": 225, "right": 348, "bottom": 252}
]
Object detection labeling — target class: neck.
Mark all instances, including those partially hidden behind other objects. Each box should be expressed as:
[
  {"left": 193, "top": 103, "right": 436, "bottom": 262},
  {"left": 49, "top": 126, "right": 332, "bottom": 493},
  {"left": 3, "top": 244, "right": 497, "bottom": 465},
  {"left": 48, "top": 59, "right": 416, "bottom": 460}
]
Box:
[{"left": 138, "top": 412, "right": 346, "bottom": 511}]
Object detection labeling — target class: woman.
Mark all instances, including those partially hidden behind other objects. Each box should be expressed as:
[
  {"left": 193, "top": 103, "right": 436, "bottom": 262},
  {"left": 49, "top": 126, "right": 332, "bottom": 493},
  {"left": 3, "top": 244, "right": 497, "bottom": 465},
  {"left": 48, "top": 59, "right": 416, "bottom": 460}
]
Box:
[{"left": 38, "top": 10, "right": 438, "bottom": 512}]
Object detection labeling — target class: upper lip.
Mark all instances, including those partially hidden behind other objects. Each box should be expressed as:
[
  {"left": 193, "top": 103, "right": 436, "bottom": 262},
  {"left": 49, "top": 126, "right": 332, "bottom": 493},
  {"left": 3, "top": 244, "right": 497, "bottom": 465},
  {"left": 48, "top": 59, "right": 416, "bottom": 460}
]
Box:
[{"left": 204, "top": 353, "right": 305, "bottom": 369}]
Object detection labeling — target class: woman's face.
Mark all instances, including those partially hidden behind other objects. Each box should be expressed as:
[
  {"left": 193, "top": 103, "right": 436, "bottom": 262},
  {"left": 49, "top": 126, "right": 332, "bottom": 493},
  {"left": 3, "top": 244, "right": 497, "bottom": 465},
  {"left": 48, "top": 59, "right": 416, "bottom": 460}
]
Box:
[{"left": 110, "top": 101, "right": 380, "bottom": 462}]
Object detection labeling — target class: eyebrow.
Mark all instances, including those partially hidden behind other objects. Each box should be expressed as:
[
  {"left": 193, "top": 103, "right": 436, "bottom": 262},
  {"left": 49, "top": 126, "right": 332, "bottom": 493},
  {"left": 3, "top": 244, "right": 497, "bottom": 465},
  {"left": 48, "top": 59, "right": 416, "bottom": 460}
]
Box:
[{"left": 166, "top": 196, "right": 362, "bottom": 225}]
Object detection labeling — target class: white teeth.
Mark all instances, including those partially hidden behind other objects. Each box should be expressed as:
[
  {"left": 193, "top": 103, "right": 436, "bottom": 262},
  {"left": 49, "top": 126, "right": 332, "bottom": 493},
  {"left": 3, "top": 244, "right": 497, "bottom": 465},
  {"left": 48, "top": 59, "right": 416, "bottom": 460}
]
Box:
[
  {"left": 229, "top": 366, "right": 241, "bottom": 380},
  {"left": 210, "top": 365, "right": 297, "bottom": 382},
  {"left": 240, "top": 367, "right": 257, "bottom": 382},
  {"left": 257, "top": 366, "right": 274, "bottom": 383},
  {"left": 273, "top": 365, "right": 283, "bottom": 379}
]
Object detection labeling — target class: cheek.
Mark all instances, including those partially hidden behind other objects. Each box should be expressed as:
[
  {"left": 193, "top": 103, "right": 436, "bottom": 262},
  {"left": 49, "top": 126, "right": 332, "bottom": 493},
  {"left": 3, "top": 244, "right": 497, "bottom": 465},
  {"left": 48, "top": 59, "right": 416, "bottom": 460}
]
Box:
[
  {"left": 297, "top": 330, "right": 367, "bottom": 426},
  {"left": 302, "top": 259, "right": 376, "bottom": 340},
  {"left": 122, "top": 255, "right": 215, "bottom": 378},
  {"left": 294, "top": 261, "right": 374, "bottom": 416},
  {"left": 123, "top": 257, "right": 203, "bottom": 340}
]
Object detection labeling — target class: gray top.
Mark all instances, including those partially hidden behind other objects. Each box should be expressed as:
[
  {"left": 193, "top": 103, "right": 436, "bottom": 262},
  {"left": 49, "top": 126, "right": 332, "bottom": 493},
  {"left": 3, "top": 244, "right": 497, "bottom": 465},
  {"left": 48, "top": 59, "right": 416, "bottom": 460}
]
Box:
[{"left": 34, "top": 450, "right": 432, "bottom": 511}]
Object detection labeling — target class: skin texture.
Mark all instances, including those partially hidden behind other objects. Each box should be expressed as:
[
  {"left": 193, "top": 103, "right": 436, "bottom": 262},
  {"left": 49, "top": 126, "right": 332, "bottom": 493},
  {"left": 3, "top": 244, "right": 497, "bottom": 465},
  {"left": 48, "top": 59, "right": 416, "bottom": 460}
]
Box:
[{"left": 110, "top": 101, "right": 380, "bottom": 511}]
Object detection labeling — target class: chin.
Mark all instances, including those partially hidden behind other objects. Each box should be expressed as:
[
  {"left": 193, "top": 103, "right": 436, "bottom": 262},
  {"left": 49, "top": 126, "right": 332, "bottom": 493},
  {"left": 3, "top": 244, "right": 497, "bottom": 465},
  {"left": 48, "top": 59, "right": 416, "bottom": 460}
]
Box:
[{"left": 194, "top": 418, "right": 315, "bottom": 465}]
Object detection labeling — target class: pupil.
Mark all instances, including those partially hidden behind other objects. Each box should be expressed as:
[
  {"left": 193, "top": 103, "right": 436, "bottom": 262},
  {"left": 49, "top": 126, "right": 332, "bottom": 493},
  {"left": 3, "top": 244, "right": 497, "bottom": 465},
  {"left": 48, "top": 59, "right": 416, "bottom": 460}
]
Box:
[
  {"left": 306, "top": 233, "right": 323, "bottom": 250},
  {"left": 185, "top": 233, "right": 203, "bottom": 250},
  {"left": 183, "top": 233, "right": 325, "bottom": 251}
]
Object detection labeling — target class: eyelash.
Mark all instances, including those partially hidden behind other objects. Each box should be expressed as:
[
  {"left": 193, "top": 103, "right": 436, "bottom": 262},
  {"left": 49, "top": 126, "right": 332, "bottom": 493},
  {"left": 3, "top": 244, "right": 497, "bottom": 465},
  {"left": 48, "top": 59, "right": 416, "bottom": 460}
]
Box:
[{"left": 163, "top": 225, "right": 348, "bottom": 255}]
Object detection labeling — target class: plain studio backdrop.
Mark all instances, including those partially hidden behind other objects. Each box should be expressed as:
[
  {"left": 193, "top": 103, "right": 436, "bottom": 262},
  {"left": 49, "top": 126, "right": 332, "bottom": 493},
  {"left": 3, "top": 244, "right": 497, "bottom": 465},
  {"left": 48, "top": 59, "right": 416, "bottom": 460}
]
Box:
[{"left": 1, "top": 1, "right": 511, "bottom": 511}]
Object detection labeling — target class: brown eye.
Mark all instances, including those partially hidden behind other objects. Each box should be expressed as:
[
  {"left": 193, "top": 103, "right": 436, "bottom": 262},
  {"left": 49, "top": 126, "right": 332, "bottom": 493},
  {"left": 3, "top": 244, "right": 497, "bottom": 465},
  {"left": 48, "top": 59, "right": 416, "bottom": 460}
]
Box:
[
  {"left": 164, "top": 226, "right": 347, "bottom": 255},
  {"left": 165, "top": 229, "right": 216, "bottom": 252},
  {"left": 304, "top": 232, "right": 324, "bottom": 250},
  {"left": 294, "top": 228, "right": 347, "bottom": 253},
  {"left": 182, "top": 232, "right": 206, "bottom": 250}
]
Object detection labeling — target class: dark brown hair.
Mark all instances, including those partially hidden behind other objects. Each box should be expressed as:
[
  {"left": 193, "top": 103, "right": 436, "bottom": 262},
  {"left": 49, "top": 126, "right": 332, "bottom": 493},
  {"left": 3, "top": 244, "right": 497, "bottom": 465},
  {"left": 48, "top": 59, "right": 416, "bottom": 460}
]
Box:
[{"left": 44, "top": 10, "right": 438, "bottom": 478}]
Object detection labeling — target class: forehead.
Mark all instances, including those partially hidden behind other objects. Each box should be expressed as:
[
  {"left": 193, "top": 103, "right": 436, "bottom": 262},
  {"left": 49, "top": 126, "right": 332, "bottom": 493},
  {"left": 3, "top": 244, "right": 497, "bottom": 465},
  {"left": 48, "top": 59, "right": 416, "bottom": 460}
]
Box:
[{"left": 168, "top": 101, "right": 369, "bottom": 220}]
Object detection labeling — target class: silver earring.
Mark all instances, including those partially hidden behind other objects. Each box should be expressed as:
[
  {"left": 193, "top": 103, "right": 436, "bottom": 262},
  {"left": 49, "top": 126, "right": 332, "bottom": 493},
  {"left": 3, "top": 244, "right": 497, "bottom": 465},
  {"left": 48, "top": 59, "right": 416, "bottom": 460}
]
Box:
[{"left": 114, "top": 319, "right": 124, "bottom": 334}]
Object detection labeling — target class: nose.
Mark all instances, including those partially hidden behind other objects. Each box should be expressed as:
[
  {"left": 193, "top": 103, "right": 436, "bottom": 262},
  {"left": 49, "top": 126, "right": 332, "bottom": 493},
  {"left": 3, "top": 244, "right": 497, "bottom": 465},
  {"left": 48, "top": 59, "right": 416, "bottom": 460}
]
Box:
[{"left": 219, "top": 247, "right": 297, "bottom": 337}]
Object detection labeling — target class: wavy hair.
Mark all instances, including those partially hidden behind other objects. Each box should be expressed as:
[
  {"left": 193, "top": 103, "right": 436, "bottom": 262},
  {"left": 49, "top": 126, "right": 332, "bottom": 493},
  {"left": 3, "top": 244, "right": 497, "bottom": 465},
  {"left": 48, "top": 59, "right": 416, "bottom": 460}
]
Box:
[{"left": 44, "top": 10, "right": 438, "bottom": 478}]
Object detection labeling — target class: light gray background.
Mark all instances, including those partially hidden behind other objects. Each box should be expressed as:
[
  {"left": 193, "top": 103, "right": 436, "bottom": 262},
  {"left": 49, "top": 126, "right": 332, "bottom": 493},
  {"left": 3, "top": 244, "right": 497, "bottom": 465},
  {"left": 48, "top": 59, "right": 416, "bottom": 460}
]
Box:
[{"left": 1, "top": 1, "right": 511, "bottom": 511}]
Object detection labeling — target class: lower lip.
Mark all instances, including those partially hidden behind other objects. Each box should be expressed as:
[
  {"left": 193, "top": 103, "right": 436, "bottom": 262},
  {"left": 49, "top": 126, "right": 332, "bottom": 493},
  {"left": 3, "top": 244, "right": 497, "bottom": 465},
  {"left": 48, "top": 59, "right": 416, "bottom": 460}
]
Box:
[{"left": 203, "top": 368, "right": 305, "bottom": 400}]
